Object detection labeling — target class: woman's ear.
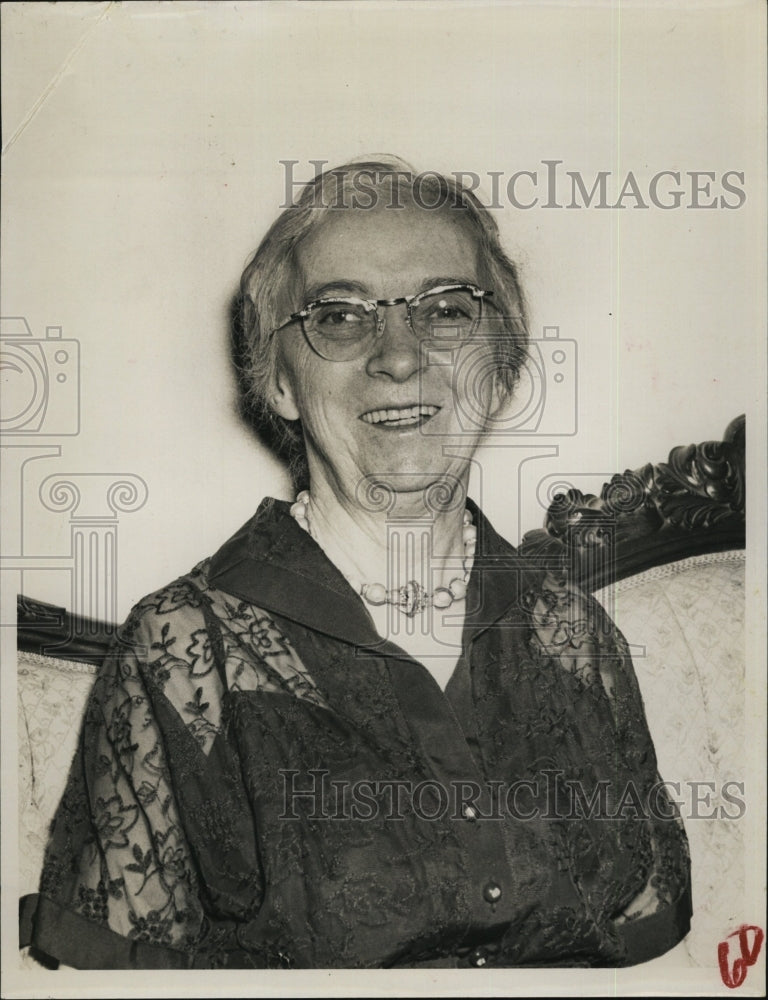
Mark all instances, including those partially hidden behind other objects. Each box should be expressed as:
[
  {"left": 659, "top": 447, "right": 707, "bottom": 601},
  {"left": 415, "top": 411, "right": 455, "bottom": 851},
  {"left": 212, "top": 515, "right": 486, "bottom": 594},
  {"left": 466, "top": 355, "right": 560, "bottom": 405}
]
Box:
[{"left": 267, "top": 364, "right": 301, "bottom": 422}]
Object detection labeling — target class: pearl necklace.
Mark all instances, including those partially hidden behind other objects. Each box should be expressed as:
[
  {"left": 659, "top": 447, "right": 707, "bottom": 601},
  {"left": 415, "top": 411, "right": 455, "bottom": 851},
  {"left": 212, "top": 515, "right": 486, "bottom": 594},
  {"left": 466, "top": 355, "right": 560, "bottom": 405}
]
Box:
[{"left": 289, "top": 490, "right": 476, "bottom": 617}]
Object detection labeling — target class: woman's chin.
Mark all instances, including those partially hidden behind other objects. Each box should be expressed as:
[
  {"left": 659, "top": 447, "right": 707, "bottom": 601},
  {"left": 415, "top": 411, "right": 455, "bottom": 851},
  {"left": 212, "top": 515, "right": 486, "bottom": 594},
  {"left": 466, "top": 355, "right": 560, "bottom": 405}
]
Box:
[
  {"left": 349, "top": 467, "right": 469, "bottom": 512},
  {"left": 347, "top": 443, "right": 475, "bottom": 497}
]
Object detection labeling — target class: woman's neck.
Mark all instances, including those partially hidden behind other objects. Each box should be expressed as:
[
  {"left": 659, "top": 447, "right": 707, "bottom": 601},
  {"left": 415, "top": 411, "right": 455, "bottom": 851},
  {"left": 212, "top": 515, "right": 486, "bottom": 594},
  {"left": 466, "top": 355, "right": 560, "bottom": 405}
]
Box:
[
  {"left": 293, "top": 473, "right": 474, "bottom": 689},
  {"left": 298, "top": 475, "right": 472, "bottom": 596}
]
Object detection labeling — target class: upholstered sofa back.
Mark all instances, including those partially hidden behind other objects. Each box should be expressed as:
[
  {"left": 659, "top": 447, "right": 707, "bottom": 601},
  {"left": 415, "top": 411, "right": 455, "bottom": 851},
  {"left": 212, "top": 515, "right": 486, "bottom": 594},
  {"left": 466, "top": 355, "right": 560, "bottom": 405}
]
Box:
[
  {"left": 18, "top": 651, "right": 98, "bottom": 899},
  {"left": 594, "top": 549, "right": 745, "bottom": 968}
]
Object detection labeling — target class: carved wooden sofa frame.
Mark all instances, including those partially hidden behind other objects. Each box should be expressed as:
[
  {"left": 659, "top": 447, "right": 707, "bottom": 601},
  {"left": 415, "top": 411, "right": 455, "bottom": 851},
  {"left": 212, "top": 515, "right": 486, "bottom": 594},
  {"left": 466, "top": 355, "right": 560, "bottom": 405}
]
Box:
[{"left": 519, "top": 415, "right": 745, "bottom": 591}]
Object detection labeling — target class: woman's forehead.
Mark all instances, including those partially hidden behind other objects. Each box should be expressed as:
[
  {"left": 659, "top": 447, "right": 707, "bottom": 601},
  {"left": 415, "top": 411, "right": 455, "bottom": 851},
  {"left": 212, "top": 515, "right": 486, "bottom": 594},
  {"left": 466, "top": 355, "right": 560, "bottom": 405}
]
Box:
[{"left": 293, "top": 204, "right": 483, "bottom": 298}]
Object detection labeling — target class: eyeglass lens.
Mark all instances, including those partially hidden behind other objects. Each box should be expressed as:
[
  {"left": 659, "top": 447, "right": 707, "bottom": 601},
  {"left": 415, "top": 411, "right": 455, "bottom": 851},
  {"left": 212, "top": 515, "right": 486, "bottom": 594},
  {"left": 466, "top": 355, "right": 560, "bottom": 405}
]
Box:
[{"left": 303, "top": 288, "right": 484, "bottom": 360}]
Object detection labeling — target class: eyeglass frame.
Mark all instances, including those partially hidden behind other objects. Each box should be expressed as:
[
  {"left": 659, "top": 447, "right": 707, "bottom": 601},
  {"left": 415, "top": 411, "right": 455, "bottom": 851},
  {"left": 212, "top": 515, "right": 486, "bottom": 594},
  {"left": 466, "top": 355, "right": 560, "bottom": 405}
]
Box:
[{"left": 270, "top": 283, "right": 495, "bottom": 359}]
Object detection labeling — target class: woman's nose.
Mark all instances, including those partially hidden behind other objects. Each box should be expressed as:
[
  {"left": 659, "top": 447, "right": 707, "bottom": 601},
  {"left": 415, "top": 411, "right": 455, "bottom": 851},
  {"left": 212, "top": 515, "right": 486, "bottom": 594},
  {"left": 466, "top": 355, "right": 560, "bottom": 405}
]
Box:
[{"left": 365, "top": 306, "right": 421, "bottom": 381}]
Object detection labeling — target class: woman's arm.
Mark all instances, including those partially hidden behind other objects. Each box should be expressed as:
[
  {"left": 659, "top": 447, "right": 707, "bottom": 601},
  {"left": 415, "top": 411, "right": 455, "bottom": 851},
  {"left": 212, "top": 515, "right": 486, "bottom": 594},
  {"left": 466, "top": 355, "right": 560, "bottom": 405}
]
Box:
[
  {"left": 22, "top": 600, "right": 207, "bottom": 969},
  {"left": 528, "top": 569, "right": 693, "bottom": 965}
]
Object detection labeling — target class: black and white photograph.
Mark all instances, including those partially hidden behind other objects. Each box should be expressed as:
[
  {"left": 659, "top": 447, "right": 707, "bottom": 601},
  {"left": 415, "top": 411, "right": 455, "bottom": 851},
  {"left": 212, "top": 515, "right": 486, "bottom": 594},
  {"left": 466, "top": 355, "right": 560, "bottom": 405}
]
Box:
[{"left": 1, "top": 2, "right": 765, "bottom": 996}]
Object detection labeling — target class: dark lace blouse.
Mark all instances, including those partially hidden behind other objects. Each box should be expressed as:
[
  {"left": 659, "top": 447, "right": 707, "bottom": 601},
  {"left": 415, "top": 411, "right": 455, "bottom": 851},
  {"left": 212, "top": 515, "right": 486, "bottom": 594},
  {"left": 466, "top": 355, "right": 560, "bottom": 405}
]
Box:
[{"left": 20, "top": 498, "right": 691, "bottom": 969}]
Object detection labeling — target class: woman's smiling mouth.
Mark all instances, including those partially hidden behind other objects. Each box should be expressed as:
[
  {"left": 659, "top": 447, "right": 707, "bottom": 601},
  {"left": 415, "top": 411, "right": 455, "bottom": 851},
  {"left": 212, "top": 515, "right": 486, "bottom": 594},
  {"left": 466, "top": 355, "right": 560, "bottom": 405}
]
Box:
[{"left": 360, "top": 404, "right": 441, "bottom": 428}]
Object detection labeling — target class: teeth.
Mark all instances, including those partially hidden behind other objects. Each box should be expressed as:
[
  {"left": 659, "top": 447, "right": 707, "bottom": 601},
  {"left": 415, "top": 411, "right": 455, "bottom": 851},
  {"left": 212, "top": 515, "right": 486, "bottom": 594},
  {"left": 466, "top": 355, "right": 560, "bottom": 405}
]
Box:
[{"left": 361, "top": 405, "right": 439, "bottom": 424}]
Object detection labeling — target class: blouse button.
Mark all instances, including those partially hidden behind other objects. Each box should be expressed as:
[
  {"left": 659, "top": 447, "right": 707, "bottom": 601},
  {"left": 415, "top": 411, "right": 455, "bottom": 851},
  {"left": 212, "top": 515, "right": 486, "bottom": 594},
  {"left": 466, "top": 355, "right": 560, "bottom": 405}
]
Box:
[
  {"left": 469, "top": 946, "right": 488, "bottom": 967},
  {"left": 483, "top": 880, "right": 502, "bottom": 903},
  {"left": 461, "top": 804, "right": 478, "bottom": 821}
]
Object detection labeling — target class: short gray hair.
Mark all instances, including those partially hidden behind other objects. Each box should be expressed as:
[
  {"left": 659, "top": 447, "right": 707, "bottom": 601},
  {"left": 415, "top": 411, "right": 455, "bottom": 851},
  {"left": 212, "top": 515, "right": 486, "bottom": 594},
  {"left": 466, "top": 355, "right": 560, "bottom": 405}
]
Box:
[{"left": 238, "top": 156, "right": 529, "bottom": 486}]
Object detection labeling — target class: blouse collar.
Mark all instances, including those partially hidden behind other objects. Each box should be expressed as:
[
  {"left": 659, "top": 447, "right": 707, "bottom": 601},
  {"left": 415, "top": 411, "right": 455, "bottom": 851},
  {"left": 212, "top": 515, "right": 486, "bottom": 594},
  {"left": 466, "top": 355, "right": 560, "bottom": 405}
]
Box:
[{"left": 207, "top": 497, "right": 536, "bottom": 650}]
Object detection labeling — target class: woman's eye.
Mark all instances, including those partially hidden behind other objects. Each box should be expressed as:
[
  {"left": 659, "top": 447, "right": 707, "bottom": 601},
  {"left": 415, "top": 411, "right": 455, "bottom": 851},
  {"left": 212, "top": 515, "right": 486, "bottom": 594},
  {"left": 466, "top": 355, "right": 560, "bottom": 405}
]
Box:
[
  {"left": 325, "top": 311, "right": 352, "bottom": 326},
  {"left": 417, "top": 292, "right": 480, "bottom": 329},
  {"left": 432, "top": 305, "right": 470, "bottom": 320},
  {"left": 425, "top": 302, "right": 474, "bottom": 324},
  {"left": 316, "top": 307, "right": 364, "bottom": 327}
]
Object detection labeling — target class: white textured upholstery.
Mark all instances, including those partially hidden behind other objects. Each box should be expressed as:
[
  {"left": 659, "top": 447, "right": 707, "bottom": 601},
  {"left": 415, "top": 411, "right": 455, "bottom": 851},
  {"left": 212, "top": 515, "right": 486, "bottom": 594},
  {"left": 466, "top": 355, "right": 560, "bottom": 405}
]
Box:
[
  {"left": 17, "top": 651, "right": 98, "bottom": 899},
  {"left": 595, "top": 550, "right": 745, "bottom": 968}
]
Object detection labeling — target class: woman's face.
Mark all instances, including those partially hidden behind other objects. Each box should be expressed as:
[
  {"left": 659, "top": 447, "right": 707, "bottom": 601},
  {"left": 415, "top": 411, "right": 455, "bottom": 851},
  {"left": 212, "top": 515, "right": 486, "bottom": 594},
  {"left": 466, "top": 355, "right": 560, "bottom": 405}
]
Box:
[{"left": 271, "top": 202, "right": 501, "bottom": 504}]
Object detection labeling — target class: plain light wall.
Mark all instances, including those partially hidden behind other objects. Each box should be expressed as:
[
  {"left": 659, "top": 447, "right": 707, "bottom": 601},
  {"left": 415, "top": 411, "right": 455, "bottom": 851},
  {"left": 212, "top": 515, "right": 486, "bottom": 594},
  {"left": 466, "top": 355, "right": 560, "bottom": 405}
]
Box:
[{"left": 1, "top": 0, "right": 764, "bottom": 623}]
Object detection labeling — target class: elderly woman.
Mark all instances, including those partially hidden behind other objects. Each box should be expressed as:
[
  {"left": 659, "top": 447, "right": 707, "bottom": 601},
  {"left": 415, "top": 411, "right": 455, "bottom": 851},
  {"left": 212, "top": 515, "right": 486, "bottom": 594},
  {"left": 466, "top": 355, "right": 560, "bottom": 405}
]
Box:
[{"left": 22, "top": 160, "right": 691, "bottom": 969}]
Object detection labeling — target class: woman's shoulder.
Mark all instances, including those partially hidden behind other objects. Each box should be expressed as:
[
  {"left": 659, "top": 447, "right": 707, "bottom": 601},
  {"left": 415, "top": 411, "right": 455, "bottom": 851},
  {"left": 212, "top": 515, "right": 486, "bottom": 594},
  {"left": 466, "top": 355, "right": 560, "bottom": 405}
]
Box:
[
  {"left": 122, "top": 498, "right": 285, "bottom": 630},
  {"left": 113, "top": 553, "right": 323, "bottom": 718},
  {"left": 115, "top": 557, "right": 250, "bottom": 665},
  {"left": 124, "top": 558, "right": 213, "bottom": 625}
]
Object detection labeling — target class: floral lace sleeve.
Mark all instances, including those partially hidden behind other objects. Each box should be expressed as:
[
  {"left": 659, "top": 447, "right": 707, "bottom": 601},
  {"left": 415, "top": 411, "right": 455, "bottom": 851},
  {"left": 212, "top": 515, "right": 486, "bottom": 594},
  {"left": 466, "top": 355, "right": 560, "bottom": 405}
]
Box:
[
  {"left": 26, "top": 592, "right": 211, "bottom": 968},
  {"left": 527, "top": 569, "right": 691, "bottom": 959}
]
